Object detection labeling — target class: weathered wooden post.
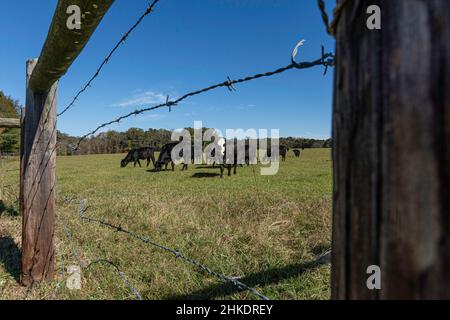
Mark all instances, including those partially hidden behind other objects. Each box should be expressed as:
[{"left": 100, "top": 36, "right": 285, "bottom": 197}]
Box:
[
  {"left": 19, "top": 0, "right": 114, "bottom": 286},
  {"left": 0, "top": 118, "right": 21, "bottom": 128},
  {"left": 332, "top": 0, "right": 449, "bottom": 299},
  {"left": 20, "top": 59, "right": 58, "bottom": 286}
]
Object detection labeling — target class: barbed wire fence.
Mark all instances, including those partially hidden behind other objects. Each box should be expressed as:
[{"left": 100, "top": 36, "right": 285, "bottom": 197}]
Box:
[
  {"left": 71, "top": 44, "right": 334, "bottom": 150},
  {"left": 57, "top": 0, "right": 161, "bottom": 117},
  {"left": 4, "top": 0, "right": 339, "bottom": 299},
  {"left": 70, "top": 196, "right": 270, "bottom": 300},
  {"left": 58, "top": 200, "right": 144, "bottom": 300}
]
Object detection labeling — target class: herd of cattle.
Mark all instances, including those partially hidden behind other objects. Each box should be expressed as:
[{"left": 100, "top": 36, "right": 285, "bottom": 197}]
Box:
[{"left": 120, "top": 142, "right": 302, "bottom": 178}]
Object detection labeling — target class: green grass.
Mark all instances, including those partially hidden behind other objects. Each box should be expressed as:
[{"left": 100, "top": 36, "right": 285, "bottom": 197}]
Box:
[{"left": 0, "top": 149, "right": 332, "bottom": 300}]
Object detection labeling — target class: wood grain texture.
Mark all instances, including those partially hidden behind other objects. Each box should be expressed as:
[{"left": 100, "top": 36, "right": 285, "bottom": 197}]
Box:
[
  {"left": 29, "top": 0, "right": 114, "bottom": 93},
  {"left": 0, "top": 118, "right": 21, "bottom": 128},
  {"left": 332, "top": 0, "right": 449, "bottom": 299},
  {"left": 20, "top": 59, "right": 57, "bottom": 286}
]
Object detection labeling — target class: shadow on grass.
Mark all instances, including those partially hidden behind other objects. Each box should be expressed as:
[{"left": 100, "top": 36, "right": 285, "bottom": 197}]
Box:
[
  {"left": 162, "top": 255, "right": 330, "bottom": 300},
  {"left": 0, "top": 200, "right": 19, "bottom": 217},
  {"left": 0, "top": 236, "right": 21, "bottom": 282},
  {"left": 146, "top": 168, "right": 175, "bottom": 173},
  {"left": 191, "top": 172, "right": 221, "bottom": 178}
]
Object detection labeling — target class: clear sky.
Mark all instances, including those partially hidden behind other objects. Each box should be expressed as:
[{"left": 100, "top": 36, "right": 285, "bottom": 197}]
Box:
[{"left": 0, "top": 0, "right": 335, "bottom": 139}]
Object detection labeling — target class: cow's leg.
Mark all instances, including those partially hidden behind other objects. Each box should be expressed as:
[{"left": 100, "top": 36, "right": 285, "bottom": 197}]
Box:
[
  {"left": 165, "top": 163, "right": 168, "bottom": 171},
  {"left": 171, "top": 162, "right": 175, "bottom": 171},
  {"left": 146, "top": 158, "right": 150, "bottom": 167},
  {"left": 151, "top": 155, "right": 156, "bottom": 168},
  {"left": 137, "top": 159, "right": 142, "bottom": 167},
  {"left": 220, "top": 164, "right": 224, "bottom": 178},
  {"left": 233, "top": 164, "right": 237, "bottom": 175},
  {"left": 227, "top": 164, "right": 231, "bottom": 176}
]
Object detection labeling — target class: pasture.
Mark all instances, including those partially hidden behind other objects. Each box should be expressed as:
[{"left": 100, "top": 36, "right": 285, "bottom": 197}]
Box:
[{"left": 0, "top": 148, "right": 332, "bottom": 300}]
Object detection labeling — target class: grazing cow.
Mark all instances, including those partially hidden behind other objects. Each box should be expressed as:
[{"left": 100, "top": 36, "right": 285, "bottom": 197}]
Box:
[
  {"left": 217, "top": 140, "right": 252, "bottom": 178},
  {"left": 293, "top": 149, "right": 301, "bottom": 158},
  {"left": 180, "top": 146, "right": 196, "bottom": 171},
  {"left": 121, "top": 147, "right": 156, "bottom": 168},
  {"left": 154, "top": 142, "right": 178, "bottom": 171},
  {"left": 280, "top": 145, "right": 289, "bottom": 161},
  {"left": 219, "top": 148, "right": 238, "bottom": 178},
  {"left": 210, "top": 143, "right": 252, "bottom": 169}
]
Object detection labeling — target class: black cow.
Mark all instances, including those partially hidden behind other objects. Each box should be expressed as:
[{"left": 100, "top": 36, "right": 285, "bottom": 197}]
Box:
[
  {"left": 218, "top": 141, "right": 252, "bottom": 178},
  {"left": 121, "top": 147, "right": 156, "bottom": 168},
  {"left": 154, "top": 142, "right": 178, "bottom": 171},
  {"left": 219, "top": 149, "right": 238, "bottom": 178},
  {"left": 265, "top": 145, "right": 289, "bottom": 161},
  {"left": 280, "top": 145, "right": 289, "bottom": 161},
  {"left": 293, "top": 149, "right": 301, "bottom": 158},
  {"left": 180, "top": 146, "right": 196, "bottom": 171}
]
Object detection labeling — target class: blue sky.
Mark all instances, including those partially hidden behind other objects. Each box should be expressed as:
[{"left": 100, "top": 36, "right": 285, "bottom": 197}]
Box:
[{"left": 0, "top": 0, "right": 335, "bottom": 138}]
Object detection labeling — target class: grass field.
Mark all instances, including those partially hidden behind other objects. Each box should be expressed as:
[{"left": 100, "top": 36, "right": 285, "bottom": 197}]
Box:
[{"left": 0, "top": 149, "right": 332, "bottom": 300}]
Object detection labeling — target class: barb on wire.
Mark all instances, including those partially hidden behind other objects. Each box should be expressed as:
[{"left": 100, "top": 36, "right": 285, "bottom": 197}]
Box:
[
  {"left": 57, "top": 0, "right": 161, "bottom": 117},
  {"left": 72, "top": 43, "right": 335, "bottom": 151},
  {"left": 75, "top": 198, "right": 269, "bottom": 300}
]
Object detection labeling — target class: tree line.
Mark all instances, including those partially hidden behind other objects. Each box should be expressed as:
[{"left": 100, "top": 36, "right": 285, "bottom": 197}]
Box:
[
  {"left": 0, "top": 90, "right": 21, "bottom": 155},
  {"left": 1, "top": 91, "right": 331, "bottom": 156},
  {"left": 57, "top": 127, "right": 331, "bottom": 156}
]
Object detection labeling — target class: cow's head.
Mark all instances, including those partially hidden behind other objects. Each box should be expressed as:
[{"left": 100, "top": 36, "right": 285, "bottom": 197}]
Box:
[{"left": 120, "top": 159, "right": 129, "bottom": 168}]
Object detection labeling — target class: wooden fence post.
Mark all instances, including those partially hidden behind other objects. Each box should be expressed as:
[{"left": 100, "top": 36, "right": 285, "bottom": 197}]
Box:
[
  {"left": 332, "top": 0, "right": 449, "bottom": 299},
  {"left": 16, "top": 0, "right": 113, "bottom": 287},
  {"left": 0, "top": 118, "right": 21, "bottom": 128},
  {"left": 20, "top": 59, "right": 58, "bottom": 286}
]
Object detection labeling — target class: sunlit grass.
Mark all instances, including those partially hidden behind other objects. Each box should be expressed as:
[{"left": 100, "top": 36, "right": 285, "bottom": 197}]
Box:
[{"left": 0, "top": 149, "right": 331, "bottom": 300}]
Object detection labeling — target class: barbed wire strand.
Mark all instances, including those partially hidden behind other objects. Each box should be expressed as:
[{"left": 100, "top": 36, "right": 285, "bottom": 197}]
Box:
[
  {"left": 317, "top": 0, "right": 351, "bottom": 36},
  {"left": 85, "top": 260, "right": 143, "bottom": 300},
  {"left": 57, "top": 0, "right": 161, "bottom": 117},
  {"left": 74, "top": 198, "right": 269, "bottom": 300},
  {"left": 73, "top": 44, "right": 334, "bottom": 150},
  {"left": 59, "top": 199, "right": 143, "bottom": 300}
]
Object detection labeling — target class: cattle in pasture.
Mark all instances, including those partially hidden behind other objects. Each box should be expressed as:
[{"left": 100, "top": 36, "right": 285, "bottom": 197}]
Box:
[
  {"left": 293, "top": 149, "right": 301, "bottom": 158},
  {"left": 121, "top": 147, "right": 156, "bottom": 168},
  {"left": 180, "top": 146, "right": 196, "bottom": 171},
  {"left": 210, "top": 143, "right": 252, "bottom": 169},
  {"left": 280, "top": 145, "right": 289, "bottom": 161},
  {"left": 217, "top": 139, "right": 256, "bottom": 178},
  {"left": 154, "top": 142, "right": 178, "bottom": 171}
]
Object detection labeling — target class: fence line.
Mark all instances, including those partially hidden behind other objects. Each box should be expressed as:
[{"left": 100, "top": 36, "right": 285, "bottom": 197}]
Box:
[
  {"left": 73, "top": 43, "right": 334, "bottom": 150},
  {"left": 58, "top": 0, "right": 161, "bottom": 117},
  {"left": 68, "top": 197, "right": 269, "bottom": 300},
  {"left": 60, "top": 197, "right": 143, "bottom": 300},
  {"left": 29, "top": 0, "right": 115, "bottom": 93},
  {"left": 14, "top": 0, "right": 339, "bottom": 294}
]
